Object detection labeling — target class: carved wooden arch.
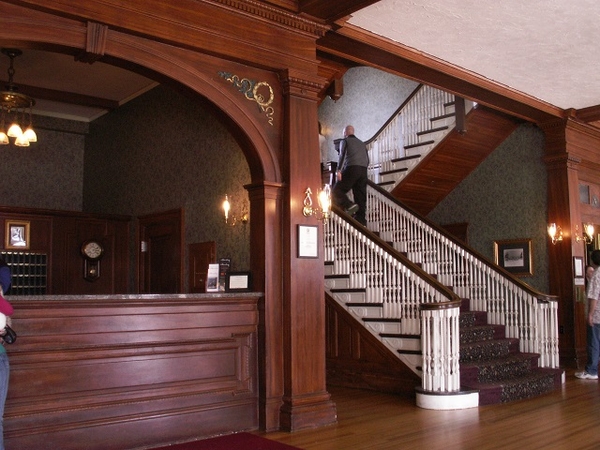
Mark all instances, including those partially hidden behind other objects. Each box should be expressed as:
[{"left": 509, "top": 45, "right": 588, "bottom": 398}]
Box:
[
  {"left": 0, "top": 5, "right": 287, "bottom": 431},
  {"left": 0, "top": 8, "right": 282, "bottom": 185}
]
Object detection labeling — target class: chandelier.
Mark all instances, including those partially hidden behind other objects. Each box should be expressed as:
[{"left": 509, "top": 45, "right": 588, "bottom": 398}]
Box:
[{"left": 0, "top": 48, "right": 37, "bottom": 146}]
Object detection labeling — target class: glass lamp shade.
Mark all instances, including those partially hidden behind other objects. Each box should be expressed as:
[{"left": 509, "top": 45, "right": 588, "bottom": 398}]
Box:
[
  {"left": 6, "top": 122, "right": 22, "bottom": 138},
  {"left": 23, "top": 127, "right": 37, "bottom": 142},
  {"left": 14, "top": 133, "right": 30, "bottom": 147},
  {"left": 0, "top": 132, "right": 8, "bottom": 145}
]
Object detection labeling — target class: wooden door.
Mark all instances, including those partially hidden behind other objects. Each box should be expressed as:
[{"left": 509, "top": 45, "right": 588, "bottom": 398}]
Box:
[
  {"left": 138, "top": 209, "right": 183, "bottom": 293},
  {"left": 189, "top": 241, "right": 217, "bottom": 293}
]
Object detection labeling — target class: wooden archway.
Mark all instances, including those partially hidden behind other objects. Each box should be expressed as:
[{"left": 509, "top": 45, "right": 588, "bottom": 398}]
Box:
[
  {"left": 0, "top": 0, "right": 337, "bottom": 435},
  {"left": 0, "top": 1, "right": 288, "bottom": 431}
]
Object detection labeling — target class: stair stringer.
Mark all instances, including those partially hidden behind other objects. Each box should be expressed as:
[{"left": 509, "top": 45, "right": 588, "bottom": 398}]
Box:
[
  {"left": 324, "top": 289, "right": 421, "bottom": 395},
  {"left": 326, "top": 286, "right": 422, "bottom": 377}
]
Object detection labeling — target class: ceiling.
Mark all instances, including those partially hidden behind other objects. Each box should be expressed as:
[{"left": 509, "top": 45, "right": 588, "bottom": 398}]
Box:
[
  {"left": 0, "top": 49, "right": 158, "bottom": 122},
  {"left": 349, "top": 0, "right": 600, "bottom": 111},
  {"left": 1, "top": 0, "right": 598, "bottom": 122}
]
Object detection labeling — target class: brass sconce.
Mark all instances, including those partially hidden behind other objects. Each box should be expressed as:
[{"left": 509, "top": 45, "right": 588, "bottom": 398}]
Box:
[
  {"left": 222, "top": 194, "right": 249, "bottom": 226},
  {"left": 547, "top": 223, "right": 563, "bottom": 245},
  {"left": 575, "top": 223, "right": 594, "bottom": 244},
  {"left": 303, "top": 185, "right": 332, "bottom": 222}
]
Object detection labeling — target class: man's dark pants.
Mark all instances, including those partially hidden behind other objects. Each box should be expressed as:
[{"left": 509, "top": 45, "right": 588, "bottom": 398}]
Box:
[{"left": 333, "top": 165, "right": 368, "bottom": 225}]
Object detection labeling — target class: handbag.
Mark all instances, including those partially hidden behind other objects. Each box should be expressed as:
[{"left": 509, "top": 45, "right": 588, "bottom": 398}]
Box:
[{"left": 2, "top": 325, "right": 16, "bottom": 344}]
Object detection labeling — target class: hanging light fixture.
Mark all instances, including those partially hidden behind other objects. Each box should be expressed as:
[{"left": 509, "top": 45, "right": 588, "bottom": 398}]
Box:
[{"left": 0, "top": 48, "right": 37, "bottom": 147}]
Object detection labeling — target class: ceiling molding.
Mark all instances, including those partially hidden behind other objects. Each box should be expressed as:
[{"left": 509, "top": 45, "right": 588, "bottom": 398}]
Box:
[
  {"left": 318, "top": 24, "right": 564, "bottom": 124},
  {"left": 0, "top": 81, "right": 119, "bottom": 110}
]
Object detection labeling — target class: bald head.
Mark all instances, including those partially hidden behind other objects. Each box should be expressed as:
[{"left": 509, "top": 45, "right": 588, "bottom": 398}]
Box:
[{"left": 343, "top": 125, "right": 355, "bottom": 137}]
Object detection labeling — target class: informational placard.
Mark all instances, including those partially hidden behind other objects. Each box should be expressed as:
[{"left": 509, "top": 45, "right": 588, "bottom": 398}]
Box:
[
  {"left": 297, "top": 224, "right": 318, "bottom": 258},
  {"left": 206, "top": 263, "right": 220, "bottom": 292}
]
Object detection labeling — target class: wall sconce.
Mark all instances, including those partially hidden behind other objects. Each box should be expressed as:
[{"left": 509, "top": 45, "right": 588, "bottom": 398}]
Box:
[
  {"left": 222, "top": 194, "right": 249, "bottom": 226},
  {"left": 547, "top": 222, "right": 563, "bottom": 244},
  {"left": 303, "top": 185, "right": 331, "bottom": 222},
  {"left": 575, "top": 223, "right": 595, "bottom": 244}
]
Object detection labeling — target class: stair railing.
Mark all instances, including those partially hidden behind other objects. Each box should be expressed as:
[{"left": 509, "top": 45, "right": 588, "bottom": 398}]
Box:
[
  {"left": 324, "top": 207, "right": 462, "bottom": 393},
  {"left": 366, "top": 181, "right": 560, "bottom": 369},
  {"left": 366, "top": 84, "right": 456, "bottom": 184}
]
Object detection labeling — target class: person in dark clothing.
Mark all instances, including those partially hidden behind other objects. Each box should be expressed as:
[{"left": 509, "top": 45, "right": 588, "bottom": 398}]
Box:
[
  {"left": 0, "top": 260, "right": 10, "bottom": 295},
  {"left": 333, "top": 125, "right": 369, "bottom": 225},
  {"left": 0, "top": 259, "right": 12, "bottom": 450}
]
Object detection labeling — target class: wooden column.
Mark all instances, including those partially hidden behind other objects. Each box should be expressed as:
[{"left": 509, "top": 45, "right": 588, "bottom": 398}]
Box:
[
  {"left": 246, "top": 181, "right": 285, "bottom": 432},
  {"left": 279, "top": 71, "right": 337, "bottom": 431},
  {"left": 542, "top": 117, "right": 589, "bottom": 366}
]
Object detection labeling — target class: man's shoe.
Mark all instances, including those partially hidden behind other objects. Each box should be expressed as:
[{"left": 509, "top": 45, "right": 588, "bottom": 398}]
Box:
[
  {"left": 345, "top": 204, "right": 359, "bottom": 215},
  {"left": 575, "top": 371, "right": 598, "bottom": 380}
]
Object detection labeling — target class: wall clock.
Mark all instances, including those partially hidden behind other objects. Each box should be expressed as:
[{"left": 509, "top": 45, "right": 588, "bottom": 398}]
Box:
[
  {"left": 81, "top": 240, "right": 104, "bottom": 260},
  {"left": 81, "top": 240, "right": 104, "bottom": 281}
]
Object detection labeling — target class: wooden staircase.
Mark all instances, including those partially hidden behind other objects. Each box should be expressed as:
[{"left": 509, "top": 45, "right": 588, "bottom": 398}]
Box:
[
  {"left": 458, "top": 299, "right": 563, "bottom": 404},
  {"left": 392, "top": 105, "right": 520, "bottom": 216},
  {"left": 325, "top": 266, "right": 564, "bottom": 406}
]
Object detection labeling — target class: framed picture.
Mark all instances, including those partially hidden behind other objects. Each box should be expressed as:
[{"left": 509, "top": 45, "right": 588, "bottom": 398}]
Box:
[
  {"left": 297, "top": 224, "right": 318, "bottom": 258},
  {"left": 226, "top": 271, "right": 252, "bottom": 292},
  {"left": 5, "top": 220, "right": 30, "bottom": 250},
  {"left": 494, "top": 238, "right": 533, "bottom": 277},
  {"left": 574, "top": 256, "right": 584, "bottom": 278}
]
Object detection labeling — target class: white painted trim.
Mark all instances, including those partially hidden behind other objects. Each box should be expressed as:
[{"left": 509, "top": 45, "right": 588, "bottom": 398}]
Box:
[{"left": 416, "top": 391, "right": 479, "bottom": 410}]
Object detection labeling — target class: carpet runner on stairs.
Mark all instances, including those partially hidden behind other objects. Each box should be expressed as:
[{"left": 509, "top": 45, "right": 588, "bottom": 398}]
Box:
[{"left": 459, "top": 299, "right": 563, "bottom": 405}]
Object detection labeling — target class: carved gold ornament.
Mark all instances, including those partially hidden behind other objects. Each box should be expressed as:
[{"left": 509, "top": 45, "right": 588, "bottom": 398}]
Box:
[{"left": 218, "top": 72, "right": 274, "bottom": 125}]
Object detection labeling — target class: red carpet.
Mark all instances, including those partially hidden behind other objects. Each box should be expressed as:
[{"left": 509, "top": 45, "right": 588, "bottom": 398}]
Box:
[{"left": 150, "top": 432, "right": 302, "bottom": 450}]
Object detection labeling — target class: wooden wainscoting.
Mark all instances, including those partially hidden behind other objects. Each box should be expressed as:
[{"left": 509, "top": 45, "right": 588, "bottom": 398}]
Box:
[{"left": 4, "top": 294, "right": 260, "bottom": 450}]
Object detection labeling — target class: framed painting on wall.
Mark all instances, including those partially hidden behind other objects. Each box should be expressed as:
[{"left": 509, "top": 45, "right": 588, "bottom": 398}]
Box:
[
  {"left": 494, "top": 238, "right": 533, "bottom": 277},
  {"left": 5, "top": 220, "right": 30, "bottom": 250}
]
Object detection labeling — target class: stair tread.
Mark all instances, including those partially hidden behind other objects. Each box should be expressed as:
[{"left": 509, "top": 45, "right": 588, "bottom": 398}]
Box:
[
  {"left": 404, "top": 140, "right": 434, "bottom": 149},
  {"left": 380, "top": 333, "right": 419, "bottom": 339},
  {"left": 417, "top": 125, "right": 449, "bottom": 136},
  {"left": 380, "top": 167, "right": 408, "bottom": 176},
  {"left": 330, "top": 288, "right": 365, "bottom": 292},
  {"left": 461, "top": 352, "right": 539, "bottom": 369},
  {"left": 391, "top": 154, "right": 421, "bottom": 163},
  {"left": 362, "top": 318, "right": 401, "bottom": 323}
]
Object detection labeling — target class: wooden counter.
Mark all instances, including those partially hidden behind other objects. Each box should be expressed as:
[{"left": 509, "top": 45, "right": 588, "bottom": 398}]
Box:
[{"left": 3, "top": 293, "right": 261, "bottom": 450}]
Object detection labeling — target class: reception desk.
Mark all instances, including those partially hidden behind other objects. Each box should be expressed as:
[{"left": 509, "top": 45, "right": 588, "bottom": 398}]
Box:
[{"left": 3, "top": 293, "right": 261, "bottom": 450}]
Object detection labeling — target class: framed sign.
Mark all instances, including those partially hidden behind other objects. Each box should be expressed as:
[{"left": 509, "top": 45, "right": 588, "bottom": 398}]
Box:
[
  {"left": 494, "top": 238, "right": 533, "bottom": 277},
  {"left": 226, "top": 271, "right": 252, "bottom": 292},
  {"left": 5, "top": 220, "right": 30, "bottom": 250},
  {"left": 297, "top": 224, "right": 318, "bottom": 258},
  {"left": 573, "top": 256, "right": 584, "bottom": 278}
]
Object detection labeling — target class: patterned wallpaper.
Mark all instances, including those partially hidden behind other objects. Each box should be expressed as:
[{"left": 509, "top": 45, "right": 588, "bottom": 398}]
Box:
[
  {"left": 318, "top": 67, "right": 419, "bottom": 149},
  {"left": 84, "top": 86, "right": 251, "bottom": 289},
  {"left": 428, "top": 123, "right": 548, "bottom": 292},
  {"left": 0, "top": 116, "right": 88, "bottom": 211}
]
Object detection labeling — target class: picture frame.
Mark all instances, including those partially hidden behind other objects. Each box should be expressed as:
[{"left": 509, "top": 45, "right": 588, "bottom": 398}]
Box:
[
  {"left": 494, "top": 238, "right": 533, "bottom": 277},
  {"left": 573, "top": 256, "right": 584, "bottom": 278},
  {"left": 225, "top": 271, "right": 252, "bottom": 292},
  {"left": 297, "top": 224, "right": 319, "bottom": 258},
  {"left": 5, "top": 220, "right": 30, "bottom": 250}
]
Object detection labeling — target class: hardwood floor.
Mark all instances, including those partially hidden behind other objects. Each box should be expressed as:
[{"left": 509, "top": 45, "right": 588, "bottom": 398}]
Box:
[{"left": 263, "top": 369, "right": 600, "bottom": 449}]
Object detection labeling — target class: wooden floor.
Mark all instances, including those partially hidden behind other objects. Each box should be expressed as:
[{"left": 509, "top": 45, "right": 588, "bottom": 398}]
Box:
[{"left": 263, "top": 369, "right": 600, "bottom": 449}]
